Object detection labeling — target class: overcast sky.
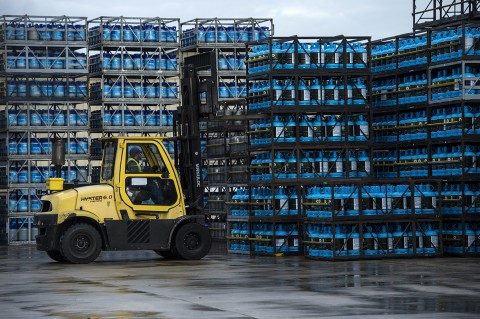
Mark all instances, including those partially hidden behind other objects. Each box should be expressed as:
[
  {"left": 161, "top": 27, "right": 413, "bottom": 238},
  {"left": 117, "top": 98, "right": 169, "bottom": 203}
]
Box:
[{"left": 3, "top": 0, "right": 414, "bottom": 40}]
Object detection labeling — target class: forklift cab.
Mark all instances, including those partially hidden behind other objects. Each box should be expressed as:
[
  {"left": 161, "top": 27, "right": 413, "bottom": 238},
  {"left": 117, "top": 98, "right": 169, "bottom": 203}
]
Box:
[{"left": 101, "top": 138, "right": 181, "bottom": 218}]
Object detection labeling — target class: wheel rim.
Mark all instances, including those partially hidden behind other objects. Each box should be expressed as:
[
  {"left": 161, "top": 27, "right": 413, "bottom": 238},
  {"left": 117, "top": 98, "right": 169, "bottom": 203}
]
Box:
[
  {"left": 73, "top": 234, "right": 91, "bottom": 253},
  {"left": 184, "top": 232, "right": 201, "bottom": 250}
]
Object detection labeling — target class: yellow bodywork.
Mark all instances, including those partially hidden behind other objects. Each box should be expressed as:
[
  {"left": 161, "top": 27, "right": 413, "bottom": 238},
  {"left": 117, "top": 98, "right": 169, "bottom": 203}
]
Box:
[
  {"left": 46, "top": 178, "right": 64, "bottom": 191},
  {"left": 41, "top": 137, "right": 186, "bottom": 224}
]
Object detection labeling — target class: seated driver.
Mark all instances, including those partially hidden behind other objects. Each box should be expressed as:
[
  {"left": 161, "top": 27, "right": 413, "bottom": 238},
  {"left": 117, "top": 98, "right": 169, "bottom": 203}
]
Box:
[{"left": 126, "top": 147, "right": 163, "bottom": 204}]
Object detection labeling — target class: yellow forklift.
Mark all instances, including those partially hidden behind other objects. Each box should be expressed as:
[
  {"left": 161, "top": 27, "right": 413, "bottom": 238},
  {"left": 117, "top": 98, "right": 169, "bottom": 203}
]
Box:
[{"left": 34, "top": 53, "right": 219, "bottom": 263}]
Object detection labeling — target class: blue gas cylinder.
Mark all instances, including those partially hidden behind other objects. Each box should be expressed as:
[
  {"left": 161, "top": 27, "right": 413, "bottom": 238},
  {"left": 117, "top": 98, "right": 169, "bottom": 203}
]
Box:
[
  {"left": 28, "top": 54, "right": 40, "bottom": 69},
  {"left": 53, "top": 81, "right": 65, "bottom": 98},
  {"left": 325, "top": 43, "right": 339, "bottom": 68},
  {"left": 123, "top": 54, "right": 134, "bottom": 70},
  {"left": 110, "top": 53, "right": 121, "bottom": 70},
  {"left": 102, "top": 53, "right": 111, "bottom": 70},
  {"left": 30, "top": 199, "right": 42, "bottom": 212},
  {"left": 15, "top": 53, "right": 27, "bottom": 69},
  {"left": 393, "top": 224, "right": 409, "bottom": 254},
  {"left": 166, "top": 54, "right": 177, "bottom": 70},
  {"left": 52, "top": 110, "right": 65, "bottom": 126},
  {"left": 300, "top": 152, "right": 315, "bottom": 178},
  {"left": 144, "top": 24, "right": 157, "bottom": 42},
  {"left": 134, "top": 110, "right": 144, "bottom": 126},
  {"left": 309, "top": 78, "right": 322, "bottom": 105},
  {"left": 298, "top": 42, "right": 311, "bottom": 69},
  {"left": 76, "top": 138, "right": 88, "bottom": 154},
  {"left": 30, "top": 167, "right": 42, "bottom": 184},
  {"left": 132, "top": 25, "right": 142, "bottom": 42},
  {"left": 111, "top": 83, "right": 122, "bottom": 98},
  {"left": 377, "top": 225, "right": 393, "bottom": 254},
  {"left": 68, "top": 140, "right": 77, "bottom": 154},
  {"left": 17, "top": 110, "right": 27, "bottom": 126},
  {"left": 17, "top": 199, "right": 29, "bottom": 213},
  {"left": 7, "top": 80, "right": 17, "bottom": 97},
  {"left": 286, "top": 153, "right": 298, "bottom": 179},
  {"left": 123, "top": 83, "right": 134, "bottom": 98},
  {"left": 8, "top": 167, "right": 18, "bottom": 184},
  {"left": 76, "top": 81, "right": 87, "bottom": 98},
  {"left": 8, "top": 194, "right": 18, "bottom": 215},
  {"left": 30, "top": 139, "right": 42, "bottom": 155},
  {"left": 51, "top": 24, "right": 64, "bottom": 41},
  {"left": 15, "top": 23, "right": 26, "bottom": 40},
  {"left": 422, "top": 223, "right": 439, "bottom": 254},
  {"left": 123, "top": 110, "right": 134, "bottom": 126},
  {"left": 17, "top": 169, "right": 28, "bottom": 183},
  {"left": 144, "top": 110, "right": 156, "bottom": 126},
  {"left": 324, "top": 79, "right": 338, "bottom": 105},
  {"left": 40, "top": 138, "right": 51, "bottom": 154},
  {"left": 28, "top": 82, "right": 40, "bottom": 98},
  {"left": 6, "top": 52, "right": 15, "bottom": 69},
  {"left": 8, "top": 138, "right": 17, "bottom": 155},
  {"left": 275, "top": 188, "right": 289, "bottom": 215},
  {"left": 299, "top": 115, "right": 313, "bottom": 141},
  {"left": 272, "top": 151, "right": 287, "bottom": 179},
  {"left": 334, "top": 226, "right": 348, "bottom": 256},
  {"left": 143, "top": 54, "right": 155, "bottom": 70},
  {"left": 110, "top": 25, "right": 121, "bottom": 41},
  {"left": 123, "top": 25, "right": 134, "bottom": 42},
  {"left": 111, "top": 111, "right": 122, "bottom": 126},
  {"left": 17, "top": 81, "right": 27, "bottom": 97},
  {"left": 355, "top": 115, "right": 369, "bottom": 141}
]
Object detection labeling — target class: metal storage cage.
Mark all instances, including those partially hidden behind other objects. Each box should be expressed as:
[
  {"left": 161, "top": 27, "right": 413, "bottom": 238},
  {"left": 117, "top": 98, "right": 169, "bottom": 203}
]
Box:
[
  {"left": 87, "top": 16, "right": 180, "bottom": 176},
  {"left": 413, "top": 0, "right": 480, "bottom": 30},
  {"left": 238, "top": 35, "right": 374, "bottom": 257},
  {"left": 0, "top": 15, "right": 89, "bottom": 244},
  {"left": 372, "top": 16, "right": 480, "bottom": 256},
  {"left": 180, "top": 18, "right": 273, "bottom": 250}
]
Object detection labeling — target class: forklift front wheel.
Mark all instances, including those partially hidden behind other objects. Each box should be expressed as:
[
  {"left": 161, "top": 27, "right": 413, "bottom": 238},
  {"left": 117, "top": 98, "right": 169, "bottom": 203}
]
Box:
[
  {"left": 174, "top": 223, "right": 211, "bottom": 260},
  {"left": 60, "top": 223, "right": 102, "bottom": 264}
]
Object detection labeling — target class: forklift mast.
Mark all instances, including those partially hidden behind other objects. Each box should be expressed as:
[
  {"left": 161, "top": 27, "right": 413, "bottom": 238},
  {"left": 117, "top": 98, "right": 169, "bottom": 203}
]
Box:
[{"left": 175, "top": 52, "right": 218, "bottom": 216}]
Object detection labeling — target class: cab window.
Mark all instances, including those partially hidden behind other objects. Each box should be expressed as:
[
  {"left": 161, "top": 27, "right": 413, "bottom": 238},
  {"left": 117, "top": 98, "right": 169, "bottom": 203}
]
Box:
[
  {"left": 101, "top": 141, "right": 115, "bottom": 180},
  {"left": 124, "top": 143, "right": 177, "bottom": 206}
]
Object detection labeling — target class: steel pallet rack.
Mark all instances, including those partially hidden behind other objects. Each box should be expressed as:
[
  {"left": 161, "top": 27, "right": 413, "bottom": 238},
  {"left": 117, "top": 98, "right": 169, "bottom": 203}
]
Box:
[
  {"left": 0, "top": 15, "right": 89, "bottom": 244},
  {"left": 180, "top": 18, "right": 273, "bottom": 249},
  {"left": 237, "top": 35, "right": 373, "bottom": 257},
  {"left": 372, "top": 17, "right": 480, "bottom": 256}
]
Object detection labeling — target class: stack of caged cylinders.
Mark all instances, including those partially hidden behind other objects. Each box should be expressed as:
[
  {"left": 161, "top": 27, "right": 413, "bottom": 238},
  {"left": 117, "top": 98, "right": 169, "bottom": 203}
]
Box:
[
  {"left": 371, "top": 20, "right": 480, "bottom": 256},
  {"left": 239, "top": 35, "right": 381, "bottom": 258},
  {"left": 87, "top": 16, "right": 180, "bottom": 173},
  {"left": 181, "top": 18, "right": 273, "bottom": 251},
  {"left": 0, "top": 15, "right": 90, "bottom": 244}
]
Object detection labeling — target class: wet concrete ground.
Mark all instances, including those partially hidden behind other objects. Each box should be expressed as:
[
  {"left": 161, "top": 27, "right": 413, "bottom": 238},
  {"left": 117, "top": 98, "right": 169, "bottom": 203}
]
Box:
[{"left": 0, "top": 245, "right": 479, "bottom": 319}]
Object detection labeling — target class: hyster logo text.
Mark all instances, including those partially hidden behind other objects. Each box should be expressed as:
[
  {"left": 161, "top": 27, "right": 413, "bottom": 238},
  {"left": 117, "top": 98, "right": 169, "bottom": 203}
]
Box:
[{"left": 81, "top": 196, "right": 103, "bottom": 202}]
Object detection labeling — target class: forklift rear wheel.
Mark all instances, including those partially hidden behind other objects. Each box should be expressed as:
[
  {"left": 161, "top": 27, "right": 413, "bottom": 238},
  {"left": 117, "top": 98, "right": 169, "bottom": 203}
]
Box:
[
  {"left": 46, "top": 250, "right": 66, "bottom": 262},
  {"left": 174, "top": 223, "right": 211, "bottom": 260},
  {"left": 60, "top": 223, "right": 102, "bottom": 264}
]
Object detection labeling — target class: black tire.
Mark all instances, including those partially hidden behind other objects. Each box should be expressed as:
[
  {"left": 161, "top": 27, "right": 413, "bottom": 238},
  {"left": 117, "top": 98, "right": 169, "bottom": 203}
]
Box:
[
  {"left": 59, "top": 223, "right": 102, "bottom": 264},
  {"left": 153, "top": 249, "right": 178, "bottom": 260},
  {"left": 174, "top": 223, "right": 211, "bottom": 260},
  {"left": 46, "top": 250, "right": 66, "bottom": 262}
]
